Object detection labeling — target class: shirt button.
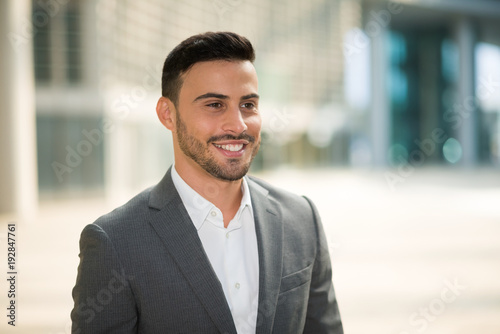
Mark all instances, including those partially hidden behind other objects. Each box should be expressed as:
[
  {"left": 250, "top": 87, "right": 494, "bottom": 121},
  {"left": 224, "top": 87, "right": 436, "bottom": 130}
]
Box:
[
  {"left": 226, "top": 232, "right": 230, "bottom": 239},
  {"left": 235, "top": 283, "right": 240, "bottom": 289},
  {"left": 210, "top": 211, "right": 217, "bottom": 217}
]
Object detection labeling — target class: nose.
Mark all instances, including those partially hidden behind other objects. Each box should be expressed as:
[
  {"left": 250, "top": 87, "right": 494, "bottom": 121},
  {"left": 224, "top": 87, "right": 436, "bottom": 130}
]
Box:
[{"left": 221, "top": 105, "right": 248, "bottom": 135}]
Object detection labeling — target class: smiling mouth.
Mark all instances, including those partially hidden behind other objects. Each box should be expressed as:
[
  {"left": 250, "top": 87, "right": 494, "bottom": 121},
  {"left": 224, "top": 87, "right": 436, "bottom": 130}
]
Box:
[{"left": 213, "top": 143, "right": 244, "bottom": 152}]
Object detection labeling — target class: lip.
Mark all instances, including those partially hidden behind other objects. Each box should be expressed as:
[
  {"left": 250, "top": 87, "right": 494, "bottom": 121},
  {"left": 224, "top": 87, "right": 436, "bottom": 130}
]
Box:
[
  {"left": 212, "top": 140, "right": 249, "bottom": 145},
  {"left": 212, "top": 141, "right": 248, "bottom": 158}
]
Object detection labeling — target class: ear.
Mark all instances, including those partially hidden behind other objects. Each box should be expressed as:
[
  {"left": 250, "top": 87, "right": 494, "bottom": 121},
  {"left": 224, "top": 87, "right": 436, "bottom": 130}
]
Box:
[{"left": 156, "top": 97, "right": 175, "bottom": 131}]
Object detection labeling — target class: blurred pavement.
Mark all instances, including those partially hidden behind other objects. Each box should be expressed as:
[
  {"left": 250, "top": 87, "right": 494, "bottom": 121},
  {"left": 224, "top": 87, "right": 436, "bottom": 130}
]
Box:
[{"left": 1, "top": 167, "right": 499, "bottom": 334}]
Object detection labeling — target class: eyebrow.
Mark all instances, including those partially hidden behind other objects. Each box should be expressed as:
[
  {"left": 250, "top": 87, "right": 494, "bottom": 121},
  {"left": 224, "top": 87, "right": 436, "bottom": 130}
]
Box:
[
  {"left": 193, "top": 92, "right": 260, "bottom": 103},
  {"left": 241, "top": 93, "right": 260, "bottom": 100},
  {"left": 193, "top": 93, "right": 228, "bottom": 103}
]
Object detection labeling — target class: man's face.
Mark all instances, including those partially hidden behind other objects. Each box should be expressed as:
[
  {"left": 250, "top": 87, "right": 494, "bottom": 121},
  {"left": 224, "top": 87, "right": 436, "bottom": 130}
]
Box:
[{"left": 173, "top": 60, "right": 261, "bottom": 181}]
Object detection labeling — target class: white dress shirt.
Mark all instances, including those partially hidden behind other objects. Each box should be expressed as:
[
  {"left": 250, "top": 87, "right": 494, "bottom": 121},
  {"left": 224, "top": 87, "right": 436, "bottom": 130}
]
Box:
[{"left": 171, "top": 166, "right": 259, "bottom": 333}]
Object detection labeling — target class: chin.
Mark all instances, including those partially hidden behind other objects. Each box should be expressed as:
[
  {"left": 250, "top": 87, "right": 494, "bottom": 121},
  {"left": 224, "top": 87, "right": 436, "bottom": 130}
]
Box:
[{"left": 207, "top": 161, "right": 251, "bottom": 182}]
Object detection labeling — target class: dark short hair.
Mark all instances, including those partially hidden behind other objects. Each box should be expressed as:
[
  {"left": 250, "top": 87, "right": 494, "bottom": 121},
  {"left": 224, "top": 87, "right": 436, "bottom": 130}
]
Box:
[{"left": 161, "top": 32, "right": 256, "bottom": 105}]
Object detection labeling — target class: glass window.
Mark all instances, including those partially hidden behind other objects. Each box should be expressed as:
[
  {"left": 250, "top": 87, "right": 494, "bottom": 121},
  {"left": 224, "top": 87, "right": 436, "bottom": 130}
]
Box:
[
  {"left": 33, "top": 4, "right": 52, "bottom": 83},
  {"left": 475, "top": 42, "right": 500, "bottom": 164},
  {"left": 65, "top": 3, "right": 82, "bottom": 83}
]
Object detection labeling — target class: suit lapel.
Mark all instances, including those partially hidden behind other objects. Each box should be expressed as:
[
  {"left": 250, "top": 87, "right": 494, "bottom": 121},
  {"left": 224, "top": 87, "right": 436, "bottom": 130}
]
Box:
[
  {"left": 147, "top": 169, "right": 237, "bottom": 334},
  {"left": 248, "top": 178, "right": 284, "bottom": 334}
]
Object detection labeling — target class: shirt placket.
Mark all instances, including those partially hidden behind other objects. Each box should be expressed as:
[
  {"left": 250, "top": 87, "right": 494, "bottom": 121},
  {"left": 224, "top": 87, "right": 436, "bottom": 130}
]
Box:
[{"left": 225, "top": 210, "right": 251, "bottom": 330}]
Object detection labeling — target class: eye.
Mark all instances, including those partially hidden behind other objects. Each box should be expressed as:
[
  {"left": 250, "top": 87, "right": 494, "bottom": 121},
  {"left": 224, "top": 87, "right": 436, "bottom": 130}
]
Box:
[
  {"left": 241, "top": 102, "right": 256, "bottom": 109},
  {"left": 206, "top": 102, "right": 223, "bottom": 109}
]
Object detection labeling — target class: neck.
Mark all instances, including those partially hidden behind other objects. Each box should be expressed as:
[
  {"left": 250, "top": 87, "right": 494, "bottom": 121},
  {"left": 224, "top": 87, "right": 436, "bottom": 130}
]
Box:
[{"left": 174, "top": 159, "right": 243, "bottom": 223}]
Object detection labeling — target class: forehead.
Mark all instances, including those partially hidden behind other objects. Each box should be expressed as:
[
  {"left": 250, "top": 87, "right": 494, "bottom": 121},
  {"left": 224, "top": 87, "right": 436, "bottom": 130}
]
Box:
[{"left": 180, "top": 60, "right": 258, "bottom": 96}]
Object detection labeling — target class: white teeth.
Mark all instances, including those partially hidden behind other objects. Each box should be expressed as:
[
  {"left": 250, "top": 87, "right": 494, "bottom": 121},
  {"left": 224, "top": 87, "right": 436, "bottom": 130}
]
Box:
[{"left": 214, "top": 144, "right": 244, "bottom": 152}]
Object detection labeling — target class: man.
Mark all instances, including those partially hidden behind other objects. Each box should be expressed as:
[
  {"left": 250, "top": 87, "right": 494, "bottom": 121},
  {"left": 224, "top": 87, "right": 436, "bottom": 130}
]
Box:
[{"left": 71, "top": 32, "right": 343, "bottom": 334}]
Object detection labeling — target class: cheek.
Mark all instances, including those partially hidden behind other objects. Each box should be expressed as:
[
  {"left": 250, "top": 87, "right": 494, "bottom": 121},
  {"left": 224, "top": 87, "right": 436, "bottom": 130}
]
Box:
[
  {"left": 190, "top": 118, "right": 220, "bottom": 140},
  {"left": 247, "top": 115, "right": 262, "bottom": 134}
]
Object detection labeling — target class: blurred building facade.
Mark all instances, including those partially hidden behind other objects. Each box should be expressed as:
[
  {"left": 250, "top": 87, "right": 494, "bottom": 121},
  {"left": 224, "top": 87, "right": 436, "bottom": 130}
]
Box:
[
  {"left": 26, "top": 0, "right": 355, "bottom": 204},
  {"left": 1, "top": 0, "right": 499, "bottom": 215},
  {"left": 355, "top": 0, "right": 500, "bottom": 168}
]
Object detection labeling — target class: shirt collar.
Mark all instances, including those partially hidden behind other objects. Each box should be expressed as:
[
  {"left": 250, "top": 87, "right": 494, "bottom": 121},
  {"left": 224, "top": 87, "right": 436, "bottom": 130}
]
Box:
[
  {"left": 171, "top": 165, "right": 253, "bottom": 230},
  {"left": 236, "top": 175, "right": 253, "bottom": 223}
]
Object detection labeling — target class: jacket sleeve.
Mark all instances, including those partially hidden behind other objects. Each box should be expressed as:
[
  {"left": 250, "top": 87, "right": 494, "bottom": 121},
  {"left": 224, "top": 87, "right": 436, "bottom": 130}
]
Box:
[
  {"left": 302, "top": 197, "right": 344, "bottom": 334},
  {"left": 71, "top": 224, "right": 138, "bottom": 334}
]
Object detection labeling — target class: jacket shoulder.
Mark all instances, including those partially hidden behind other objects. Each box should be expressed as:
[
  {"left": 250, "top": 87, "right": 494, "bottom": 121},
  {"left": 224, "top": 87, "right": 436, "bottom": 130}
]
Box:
[
  {"left": 93, "top": 186, "right": 154, "bottom": 233},
  {"left": 247, "top": 175, "right": 313, "bottom": 211}
]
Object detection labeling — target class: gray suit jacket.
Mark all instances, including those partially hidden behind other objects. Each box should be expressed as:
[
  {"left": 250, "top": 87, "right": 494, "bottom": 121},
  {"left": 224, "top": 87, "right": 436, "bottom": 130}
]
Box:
[{"left": 71, "top": 168, "right": 343, "bottom": 333}]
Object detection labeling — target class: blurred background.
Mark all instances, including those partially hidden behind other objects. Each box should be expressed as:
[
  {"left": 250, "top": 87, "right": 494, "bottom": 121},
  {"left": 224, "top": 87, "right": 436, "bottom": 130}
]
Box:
[{"left": 0, "top": 0, "right": 499, "bottom": 333}]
